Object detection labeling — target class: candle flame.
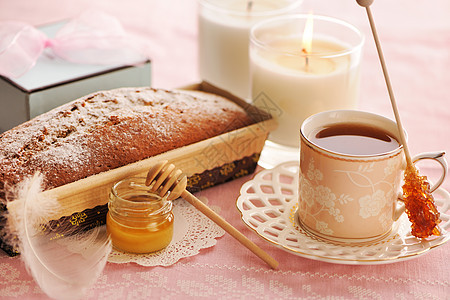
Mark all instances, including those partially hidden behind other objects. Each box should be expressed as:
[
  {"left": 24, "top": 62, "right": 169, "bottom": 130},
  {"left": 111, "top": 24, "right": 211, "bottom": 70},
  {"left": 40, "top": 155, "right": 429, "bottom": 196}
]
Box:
[{"left": 302, "top": 14, "right": 314, "bottom": 55}]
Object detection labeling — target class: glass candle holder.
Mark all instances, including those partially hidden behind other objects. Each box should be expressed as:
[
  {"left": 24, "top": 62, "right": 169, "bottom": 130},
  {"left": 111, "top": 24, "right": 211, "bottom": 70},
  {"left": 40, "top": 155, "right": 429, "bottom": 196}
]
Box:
[
  {"left": 107, "top": 177, "right": 174, "bottom": 254},
  {"left": 250, "top": 14, "right": 364, "bottom": 168},
  {"left": 198, "top": 0, "right": 302, "bottom": 100}
]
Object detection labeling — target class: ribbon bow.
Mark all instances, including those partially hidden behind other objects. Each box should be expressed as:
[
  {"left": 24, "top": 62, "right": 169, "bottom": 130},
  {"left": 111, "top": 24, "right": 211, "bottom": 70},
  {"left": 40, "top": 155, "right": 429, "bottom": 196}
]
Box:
[{"left": 0, "top": 11, "right": 147, "bottom": 78}]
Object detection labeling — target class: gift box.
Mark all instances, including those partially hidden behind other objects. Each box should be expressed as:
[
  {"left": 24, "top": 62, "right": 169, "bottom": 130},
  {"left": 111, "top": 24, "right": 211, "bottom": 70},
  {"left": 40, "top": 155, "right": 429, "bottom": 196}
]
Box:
[
  {"left": 0, "top": 21, "right": 151, "bottom": 133},
  {"left": 2, "top": 82, "right": 276, "bottom": 256}
]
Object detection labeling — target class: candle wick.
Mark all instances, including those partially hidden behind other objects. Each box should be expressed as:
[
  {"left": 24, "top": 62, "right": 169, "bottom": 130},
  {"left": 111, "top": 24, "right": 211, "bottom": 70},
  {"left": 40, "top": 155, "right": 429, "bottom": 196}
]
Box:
[
  {"left": 302, "top": 48, "right": 309, "bottom": 72},
  {"left": 247, "top": 1, "right": 253, "bottom": 13}
]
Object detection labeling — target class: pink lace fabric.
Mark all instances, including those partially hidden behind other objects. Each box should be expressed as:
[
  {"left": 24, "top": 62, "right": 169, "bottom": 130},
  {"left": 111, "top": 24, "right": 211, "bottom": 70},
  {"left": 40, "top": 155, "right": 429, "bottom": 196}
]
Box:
[
  {"left": 0, "top": 10, "right": 147, "bottom": 78},
  {"left": 0, "top": 0, "right": 449, "bottom": 299}
]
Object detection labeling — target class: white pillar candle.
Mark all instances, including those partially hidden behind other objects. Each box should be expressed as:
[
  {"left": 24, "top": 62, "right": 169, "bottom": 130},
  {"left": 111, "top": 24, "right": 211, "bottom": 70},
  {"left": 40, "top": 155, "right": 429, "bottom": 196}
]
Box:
[
  {"left": 198, "top": 0, "right": 301, "bottom": 100},
  {"left": 250, "top": 15, "right": 364, "bottom": 148}
]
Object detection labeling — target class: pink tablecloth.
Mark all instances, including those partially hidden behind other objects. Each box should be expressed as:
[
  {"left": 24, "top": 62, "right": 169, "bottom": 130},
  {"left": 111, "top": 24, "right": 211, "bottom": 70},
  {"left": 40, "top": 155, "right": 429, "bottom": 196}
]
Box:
[{"left": 1, "top": 0, "right": 449, "bottom": 299}]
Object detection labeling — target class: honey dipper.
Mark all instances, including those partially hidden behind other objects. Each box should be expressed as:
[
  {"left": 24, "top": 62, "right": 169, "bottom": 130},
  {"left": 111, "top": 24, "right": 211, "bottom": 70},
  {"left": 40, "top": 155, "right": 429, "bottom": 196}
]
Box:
[
  {"left": 356, "top": 0, "right": 443, "bottom": 238},
  {"left": 145, "top": 161, "right": 279, "bottom": 269}
]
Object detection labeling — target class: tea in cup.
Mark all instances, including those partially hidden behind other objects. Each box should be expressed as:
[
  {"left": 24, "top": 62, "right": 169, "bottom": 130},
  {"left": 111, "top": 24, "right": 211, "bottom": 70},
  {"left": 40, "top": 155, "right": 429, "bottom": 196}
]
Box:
[{"left": 298, "top": 110, "right": 447, "bottom": 243}]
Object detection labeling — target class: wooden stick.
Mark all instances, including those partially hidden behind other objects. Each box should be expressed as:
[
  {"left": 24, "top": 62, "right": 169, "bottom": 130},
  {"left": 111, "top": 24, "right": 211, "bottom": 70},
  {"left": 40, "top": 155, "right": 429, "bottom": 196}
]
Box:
[
  {"left": 357, "top": 0, "right": 413, "bottom": 166},
  {"left": 146, "top": 161, "right": 278, "bottom": 269},
  {"left": 181, "top": 190, "right": 279, "bottom": 270}
]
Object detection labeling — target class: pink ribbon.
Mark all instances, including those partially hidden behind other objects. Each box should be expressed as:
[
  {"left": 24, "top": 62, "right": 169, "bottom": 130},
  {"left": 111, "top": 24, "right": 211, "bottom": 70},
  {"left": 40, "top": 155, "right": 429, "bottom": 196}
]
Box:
[{"left": 0, "top": 10, "right": 148, "bottom": 78}]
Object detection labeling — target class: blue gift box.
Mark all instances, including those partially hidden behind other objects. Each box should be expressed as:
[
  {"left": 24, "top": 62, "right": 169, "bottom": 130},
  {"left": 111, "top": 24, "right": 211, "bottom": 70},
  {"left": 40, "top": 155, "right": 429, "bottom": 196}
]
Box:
[{"left": 0, "top": 21, "right": 151, "bottom": 133}]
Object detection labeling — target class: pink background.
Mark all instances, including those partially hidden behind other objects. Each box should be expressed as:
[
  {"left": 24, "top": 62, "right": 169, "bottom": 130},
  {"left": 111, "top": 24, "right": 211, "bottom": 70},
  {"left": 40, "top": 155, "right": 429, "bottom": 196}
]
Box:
[{"left": 1, "top": 0, "right": 449, "bottom": 299}]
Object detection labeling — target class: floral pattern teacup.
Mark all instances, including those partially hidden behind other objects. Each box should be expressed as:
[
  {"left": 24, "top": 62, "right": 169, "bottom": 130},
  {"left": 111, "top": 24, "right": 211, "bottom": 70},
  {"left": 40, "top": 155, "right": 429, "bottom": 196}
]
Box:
[{"left": 298, "top": 110, "right": 447, "bottom": 243}]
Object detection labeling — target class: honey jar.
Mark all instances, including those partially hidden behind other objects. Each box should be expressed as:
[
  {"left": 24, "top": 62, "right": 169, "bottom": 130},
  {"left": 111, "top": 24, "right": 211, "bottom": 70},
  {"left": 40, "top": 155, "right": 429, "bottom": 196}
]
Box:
[{"left": 106, "top": 177, "right": 174, "bottom": 253}]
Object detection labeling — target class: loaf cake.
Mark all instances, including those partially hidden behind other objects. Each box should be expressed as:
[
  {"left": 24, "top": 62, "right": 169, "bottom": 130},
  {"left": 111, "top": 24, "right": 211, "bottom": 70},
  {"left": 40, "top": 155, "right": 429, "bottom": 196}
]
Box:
[{"left": 0, "top": 87, "right": 256, "bottom": 202}]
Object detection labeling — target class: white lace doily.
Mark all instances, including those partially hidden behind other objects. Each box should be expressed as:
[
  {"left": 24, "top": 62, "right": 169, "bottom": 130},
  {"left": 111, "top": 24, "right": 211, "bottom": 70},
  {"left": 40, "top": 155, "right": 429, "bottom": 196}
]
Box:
[{"left": 108, "top": 197, "right": 225, "bottom": 266}]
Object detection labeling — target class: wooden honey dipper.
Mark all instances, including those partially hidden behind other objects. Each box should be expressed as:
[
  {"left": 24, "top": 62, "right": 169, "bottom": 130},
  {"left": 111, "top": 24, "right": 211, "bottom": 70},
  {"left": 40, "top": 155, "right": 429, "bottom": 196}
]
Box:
[{"left": 145, "top": 161, "right": 279, "bottom": 269}]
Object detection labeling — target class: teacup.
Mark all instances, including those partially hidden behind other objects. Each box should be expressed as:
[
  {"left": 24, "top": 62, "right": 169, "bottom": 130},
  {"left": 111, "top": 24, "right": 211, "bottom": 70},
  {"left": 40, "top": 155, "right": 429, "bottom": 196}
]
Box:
[{"left": 298, "top": 110, "right": 447, "bottom": 243}]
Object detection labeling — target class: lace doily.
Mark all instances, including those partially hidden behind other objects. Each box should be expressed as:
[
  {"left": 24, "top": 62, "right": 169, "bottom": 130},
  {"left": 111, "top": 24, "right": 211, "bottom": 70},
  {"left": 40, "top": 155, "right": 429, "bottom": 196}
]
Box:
[{"left": 107, "top": 197, "right": 225, "bottom": 266}]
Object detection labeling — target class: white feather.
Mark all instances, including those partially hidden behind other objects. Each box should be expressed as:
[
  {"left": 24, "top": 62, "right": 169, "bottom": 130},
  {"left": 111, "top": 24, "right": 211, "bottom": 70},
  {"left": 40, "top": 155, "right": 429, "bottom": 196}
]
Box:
[{"left": 7, "top": 173, "right": 111, "bottom": 300}]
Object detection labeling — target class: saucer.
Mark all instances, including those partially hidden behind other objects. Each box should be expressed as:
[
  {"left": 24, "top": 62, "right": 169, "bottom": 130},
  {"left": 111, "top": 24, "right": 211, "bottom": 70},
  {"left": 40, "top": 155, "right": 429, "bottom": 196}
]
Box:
[{"left": 236, "top": 161, "right": 450, "bottom": 265}]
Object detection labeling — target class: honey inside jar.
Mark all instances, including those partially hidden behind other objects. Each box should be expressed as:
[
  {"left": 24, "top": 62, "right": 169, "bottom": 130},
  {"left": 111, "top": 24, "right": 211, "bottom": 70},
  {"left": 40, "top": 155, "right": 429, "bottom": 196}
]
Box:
[{"left": 107, "top": 177, "right": 174, "bottom": 254}]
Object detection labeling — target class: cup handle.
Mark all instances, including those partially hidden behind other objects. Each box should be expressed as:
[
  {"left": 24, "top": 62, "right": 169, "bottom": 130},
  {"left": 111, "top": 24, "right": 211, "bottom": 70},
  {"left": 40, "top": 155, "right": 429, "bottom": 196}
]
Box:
[
  {"left": 393, "top": 151, "right": 448, "bottom": 221},
  {"left": 412, "top": 151, "right": 447, "bottom": 193}
]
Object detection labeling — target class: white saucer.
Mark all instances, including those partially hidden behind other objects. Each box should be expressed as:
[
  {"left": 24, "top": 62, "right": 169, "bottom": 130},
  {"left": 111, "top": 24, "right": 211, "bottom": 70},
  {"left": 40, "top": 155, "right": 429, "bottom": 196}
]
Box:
[{"left": 236, "top": 161, "right": 450, "bottom": 265}]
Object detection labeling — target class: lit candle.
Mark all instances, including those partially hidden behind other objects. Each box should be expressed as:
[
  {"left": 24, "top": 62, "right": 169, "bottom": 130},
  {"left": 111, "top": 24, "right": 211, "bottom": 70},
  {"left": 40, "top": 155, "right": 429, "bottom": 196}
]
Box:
[
  {"left": 198, "top": 0, "right": 301, "bottom": 100},
  {"left": 250, "top": 14, "right": 364, "bottom": 162}
]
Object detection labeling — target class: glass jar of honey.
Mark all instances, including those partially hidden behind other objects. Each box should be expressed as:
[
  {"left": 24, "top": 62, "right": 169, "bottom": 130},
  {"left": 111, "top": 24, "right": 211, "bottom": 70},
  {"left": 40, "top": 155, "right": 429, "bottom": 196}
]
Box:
[{"left": 106, "top": 177, "right": 174, "bottom": 253}]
